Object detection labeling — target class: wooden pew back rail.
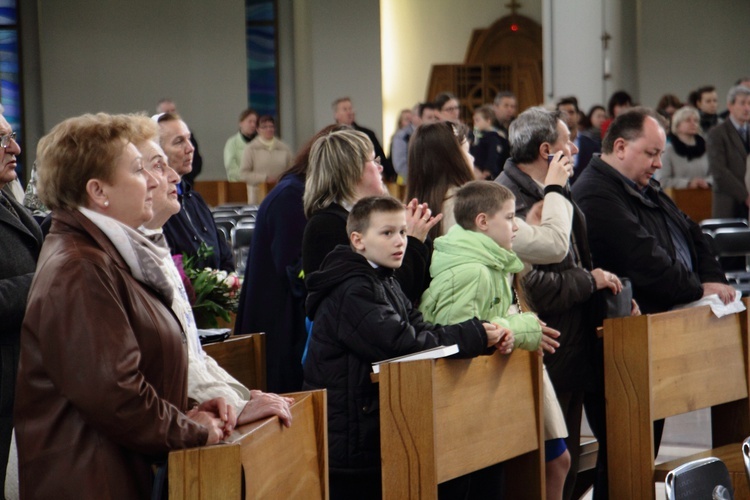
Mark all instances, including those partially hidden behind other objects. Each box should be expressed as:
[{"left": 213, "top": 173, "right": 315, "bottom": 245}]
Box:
[{"left": 604, "top": 301, "right": 750, "bottom": 499}]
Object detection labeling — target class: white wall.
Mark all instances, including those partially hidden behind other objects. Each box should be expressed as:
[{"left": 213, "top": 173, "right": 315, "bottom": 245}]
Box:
[
  {"left": 543, "top": 0, "right": 639, "bottom": 114},
  {"left": 379, "top": 0, "right": 542, "bottom": 151},
  {"left": 295, "top": 0, "right": 383, "bottom": 143},
  {"left": 637, "top": 0, "right": 750, "bottom": 110},
  {"left": 36, "top": 0, "right": 248, "bottom": 180}
]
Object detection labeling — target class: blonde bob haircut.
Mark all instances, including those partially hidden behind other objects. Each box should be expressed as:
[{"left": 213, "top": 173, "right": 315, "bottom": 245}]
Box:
[
  {"left": 303, "top": 129, "right": 373, "bottom": 218},
  {"left": 129, "top": 113, "right": 159, "bottom": 145},
  {"left": 37, "top": 113, "right": 137, "bottom": 210}
]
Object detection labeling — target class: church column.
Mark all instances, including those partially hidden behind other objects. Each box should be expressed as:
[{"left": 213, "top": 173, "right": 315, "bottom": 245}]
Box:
[{"left": 542, "top": 0, "right": 638, "bottom": 110}]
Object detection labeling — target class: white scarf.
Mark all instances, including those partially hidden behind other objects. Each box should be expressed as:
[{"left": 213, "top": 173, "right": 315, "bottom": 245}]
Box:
[{"left": 78, "top": 207, "right": 192, "bottom": 342}]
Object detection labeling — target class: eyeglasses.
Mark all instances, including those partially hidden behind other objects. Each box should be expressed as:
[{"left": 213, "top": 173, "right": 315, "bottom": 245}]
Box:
[
  {"left": 0, "top": 131, "right": 16, "bottom": 148},
  {"left": 443, "top": 105, "right": 460, "bottom": 112}
]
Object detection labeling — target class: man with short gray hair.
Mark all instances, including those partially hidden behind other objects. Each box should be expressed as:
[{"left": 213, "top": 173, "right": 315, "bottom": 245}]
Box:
[
  {"left": 498, "top": 107, "right": 623, "bottom": 499},
  {"left": 708, "top": 85, "right": 750, "bottom": 218}
]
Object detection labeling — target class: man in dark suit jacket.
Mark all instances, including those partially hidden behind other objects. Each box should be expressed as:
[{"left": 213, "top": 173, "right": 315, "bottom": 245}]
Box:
[
  {"left": 557, "top": 96, "right": 601, "bottom": 184},
  {"left": 0, "top": 114, "right": 43, "bottom": 490},
  {"left": 708, "top": 85, "right": 750, "bottom": 218},
  {"left": 332, "top": 97, "right": 397, "bottom": 182}
]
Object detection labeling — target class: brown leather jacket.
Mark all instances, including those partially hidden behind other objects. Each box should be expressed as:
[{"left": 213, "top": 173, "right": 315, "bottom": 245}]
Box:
[{"left": 15, "top": 209, "right": 208, "bottom": 499}]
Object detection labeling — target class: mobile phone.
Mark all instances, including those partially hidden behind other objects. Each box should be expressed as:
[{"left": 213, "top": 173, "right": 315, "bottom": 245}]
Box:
[{"left": 547, "top": 154, "right": 555, "bottom": 165}]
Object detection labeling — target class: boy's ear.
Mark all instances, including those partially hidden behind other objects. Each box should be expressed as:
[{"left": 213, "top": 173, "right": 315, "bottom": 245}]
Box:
[
  {"left": 474, "top": 212, "right": 488, "bottom": 231},
  {"left": 350, "top": 231, "right": 365, "bottom": 252}
]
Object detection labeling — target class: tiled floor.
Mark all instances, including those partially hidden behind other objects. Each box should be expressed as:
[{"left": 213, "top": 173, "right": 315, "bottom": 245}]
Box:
[{"left": 580, "top": 408, "right": 712, "bottom": 500}]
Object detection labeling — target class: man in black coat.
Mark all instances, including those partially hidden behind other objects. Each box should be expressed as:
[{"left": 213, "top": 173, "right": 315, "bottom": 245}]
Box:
[
  {"left": 0, "top": 114, "right": 43, "bottom": 490},
  {"left": 157, "top": 113, "right": 234, "bottom": 271},
  {"left": 573, "top": 107, "right": 732, "bottom": 313},
  {"left": 573, "top": 108, "right": 733, "bottom": 499}
]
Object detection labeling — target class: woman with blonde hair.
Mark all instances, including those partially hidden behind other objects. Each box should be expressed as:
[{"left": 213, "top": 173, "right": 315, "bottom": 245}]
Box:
[
  {"left": 15, "top": 113, "right": 229, "bottom": 498},
  {"left": 302, "top": 129, "right": 439, "bottom": 302}
]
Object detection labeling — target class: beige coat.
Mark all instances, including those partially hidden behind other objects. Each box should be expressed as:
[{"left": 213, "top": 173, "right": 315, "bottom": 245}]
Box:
[{"left": 240, "top": 137, "right": 293, "bottom": 204}]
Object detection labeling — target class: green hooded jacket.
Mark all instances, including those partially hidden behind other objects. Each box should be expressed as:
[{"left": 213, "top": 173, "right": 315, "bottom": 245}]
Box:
[{"left": 420, "top": 224, "right": 542, "bottom": 351}]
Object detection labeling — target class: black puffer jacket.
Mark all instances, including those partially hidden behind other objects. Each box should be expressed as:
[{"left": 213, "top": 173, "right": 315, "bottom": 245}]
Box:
[
  {"left": 498, "top": 160, "right": 601, "bottom": 393},
  {"left": 302, "top": 245, "right": 488, "bottom": 473}
]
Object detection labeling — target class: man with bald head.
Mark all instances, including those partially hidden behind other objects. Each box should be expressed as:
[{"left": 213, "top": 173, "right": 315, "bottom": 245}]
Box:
[
  {"left": 573, "top": 107, "right": 732, "bottom": 499},
  {"left": 574, "top": 107, "right": 732, "bottom": 312}
]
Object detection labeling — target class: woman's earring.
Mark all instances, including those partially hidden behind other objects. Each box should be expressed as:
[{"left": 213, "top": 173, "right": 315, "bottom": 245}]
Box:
[{"left": 104, "top": 200, "right": 110, "bottom": 207}]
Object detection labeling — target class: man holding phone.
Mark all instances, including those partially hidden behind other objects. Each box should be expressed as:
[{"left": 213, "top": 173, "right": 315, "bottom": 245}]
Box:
[{"left": 497, "top": 107, "right": 626, "bottom": 500}]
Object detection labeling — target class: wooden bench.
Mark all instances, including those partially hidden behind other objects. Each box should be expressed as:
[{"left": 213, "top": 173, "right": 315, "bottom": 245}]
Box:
[
  {"left": 169, "top": 389, "right": 328, "bottom": 499},
  {"left": 203, "top": 333, "right": 267, "bottom": 392},
  {"left": 378, "top": 350, "right": 544, "bottom": 499},
  {"left": 663, "top": 187, "right": 712, "bottom": 224},
  {"left": 193, "top": 181, "right": 250, "bottom": 207},
  {"left": 603, "top": 301, "right": 750, "bottom": 498}
]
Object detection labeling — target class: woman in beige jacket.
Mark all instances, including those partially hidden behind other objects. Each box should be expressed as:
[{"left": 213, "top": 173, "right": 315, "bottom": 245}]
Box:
[{"left": 240, "top": 115, "right": 293, "bottom": 204}]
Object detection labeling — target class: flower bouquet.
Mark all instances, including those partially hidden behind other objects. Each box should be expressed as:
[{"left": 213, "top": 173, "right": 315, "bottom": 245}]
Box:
[{"left": 173, "top": 243, "right": 242, "bottom": 329}]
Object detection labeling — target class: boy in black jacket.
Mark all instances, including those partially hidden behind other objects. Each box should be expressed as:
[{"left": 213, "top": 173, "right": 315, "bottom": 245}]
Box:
[{"left": 302, "top": 196, "right": 509, "bottom": 499}]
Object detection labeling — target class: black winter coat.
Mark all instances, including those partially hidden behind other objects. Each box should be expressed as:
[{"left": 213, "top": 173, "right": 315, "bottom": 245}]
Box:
[
  {"left": 498, "top": 160, "right": 600, "bottom": 393},
  {"left": 573, "top": 156, "right": 726, "bottom": 314},
  {"left": 163, "top": 180, "right": 234, "bottom": 272},
  {"left": 301, "top": 203, "right": 431, "bottom": 303},
  {"left": 302, "top": 245, "right": 488, "bottom": 473}
]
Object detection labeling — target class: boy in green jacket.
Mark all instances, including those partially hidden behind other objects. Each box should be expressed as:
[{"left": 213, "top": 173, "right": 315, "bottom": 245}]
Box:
[{"left": 420, "top": 180, "right": 570, "bottom": 500}]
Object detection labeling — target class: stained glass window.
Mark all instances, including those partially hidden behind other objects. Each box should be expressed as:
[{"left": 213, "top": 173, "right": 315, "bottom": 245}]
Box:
[
  {"left": 0, "top": 0, "right": 21, "bottom": 179},
  {"left": 246, "top": 1, "right": 278, "bottom": 119}
]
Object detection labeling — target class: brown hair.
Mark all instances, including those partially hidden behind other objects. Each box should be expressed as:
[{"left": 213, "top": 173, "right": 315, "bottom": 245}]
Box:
[
  {"left": 406, "top": 121, "right": 474, "bottom": 240},
  {"left": 346, "top": 195, "right": 405, "bottom": 236},
  {"left": 454, "top": 181, "right": 515, "bottom": 230},
  {"left": 37, "top": 113, "right": 137, "bottom": 209}
]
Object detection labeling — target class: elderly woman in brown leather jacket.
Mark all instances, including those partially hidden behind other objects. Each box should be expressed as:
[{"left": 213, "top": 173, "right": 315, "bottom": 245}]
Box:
[{"left": 14, "top": 113, "right": 228, "bottom": 499}]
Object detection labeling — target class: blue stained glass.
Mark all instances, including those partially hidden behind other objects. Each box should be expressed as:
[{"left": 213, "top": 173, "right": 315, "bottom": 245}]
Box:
[
  {"left": 246, "top": 1, "right": 273, "bottom": 22},
  {"left": 246, "top": 23, "right": 277, "bottom": 118},
  {"left": 0, "top": 27, "right": 21, "bottom": 177},
  {"left": 0, "top": 0, "right": 16, "bottom": 25}
]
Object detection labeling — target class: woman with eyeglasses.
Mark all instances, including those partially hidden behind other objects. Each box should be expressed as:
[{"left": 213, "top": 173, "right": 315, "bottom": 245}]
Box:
[
  {"left": 239, "top": 115, "right": 293, "bottom": 204},
  {"left": 434, "top": 91, "right": 462, "bottom": 123},
  {"left": 15, "top": 113, "right": 230, "bottom": 498},
  {"left": 301, "top": 129, "right": 439, "bottom": 303}
]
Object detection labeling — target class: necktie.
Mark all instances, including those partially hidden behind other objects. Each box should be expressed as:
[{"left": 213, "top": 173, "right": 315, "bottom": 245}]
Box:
[{"left": 742, "top": 126, "right": 750, "bottom": 153}]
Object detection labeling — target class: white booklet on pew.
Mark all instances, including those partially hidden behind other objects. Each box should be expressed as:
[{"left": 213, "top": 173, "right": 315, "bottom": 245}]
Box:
[{"left": 372, "top": 344, "right": 459, "bottom": 374}]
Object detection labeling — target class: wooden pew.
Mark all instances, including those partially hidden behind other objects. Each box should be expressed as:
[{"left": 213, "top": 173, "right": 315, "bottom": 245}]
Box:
[
  {"left": 193, "top": 180, "right": 250, "bottom": 207},
  {"left": 203, "top": 333, "right": 267, "bottom": 392},
  {"left": 169, "top": 389, "right": 328, "bottom": 499},
  {"left": 378, "top": 350, "right": 544, "bottom": 499},
  {"left": 663, "top": 187, "right": 712, "bottom": 224},
  {"left": 603, "top": 301, "right": 750, "bottom": 498}
]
